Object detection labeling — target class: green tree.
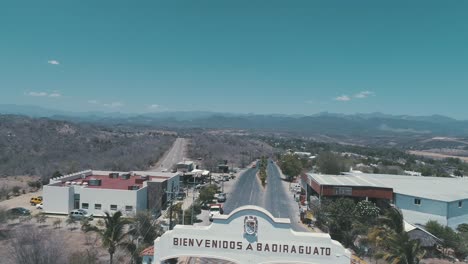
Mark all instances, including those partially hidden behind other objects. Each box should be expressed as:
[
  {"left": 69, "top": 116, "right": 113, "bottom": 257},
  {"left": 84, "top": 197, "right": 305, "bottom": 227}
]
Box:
[
  {"left": 279, "top": 154, "right": 303, "bottom": 181},
  {"left": 457, "top": 223, "right": 468, "bottom": 233},
  {"left": 198, "top": 185, "right": 218, "bottom": 203},
  {"left": 354, "top": 200, "right": 380, "bottom": 225},
  {"left": 316, "top": 152, "right": 347, "bottom": 174},
  {"left": 322, "top": 198, "right": 356, "bottom": 246},
  {"left": 84, "top": 211, "right": 132, "bottom": 264},
  {"left": 425, "top": 220, "right": 464, "bottom": 257}
]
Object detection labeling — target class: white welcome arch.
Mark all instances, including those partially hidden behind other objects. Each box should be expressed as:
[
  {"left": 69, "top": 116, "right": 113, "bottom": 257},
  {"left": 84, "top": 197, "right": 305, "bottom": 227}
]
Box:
[{"left": 154, "top": 205, "right": 351, "bottom": 264}]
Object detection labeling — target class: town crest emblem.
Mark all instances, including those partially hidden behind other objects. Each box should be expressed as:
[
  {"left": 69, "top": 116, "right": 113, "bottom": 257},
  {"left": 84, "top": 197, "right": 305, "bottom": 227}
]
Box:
[{"left": 243, "top": 216, "right": 258, "bottom": 236}]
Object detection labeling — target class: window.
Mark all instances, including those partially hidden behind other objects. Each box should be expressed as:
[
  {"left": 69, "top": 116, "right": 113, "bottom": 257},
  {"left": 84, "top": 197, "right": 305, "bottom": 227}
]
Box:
[
  {"left": 459, "top": 201, "right": 463, "bottom": 208},
  {"left": 414, "top": 198, "right": 421, "bottom": 205},
  {"left": 334, "top": 187, "right": 352, "bottom": 196},
  {"left": 125, "top": 206, "right": 133, "bottom": 211},
  {"left": 81, "top": 203, "right": 89, "bottom": 209},
  {"left": 110, "top": 204, "right": 117, "bottom": 210},
  {"left": 95, "top": 204, "right": 102, "bottom": 210}
]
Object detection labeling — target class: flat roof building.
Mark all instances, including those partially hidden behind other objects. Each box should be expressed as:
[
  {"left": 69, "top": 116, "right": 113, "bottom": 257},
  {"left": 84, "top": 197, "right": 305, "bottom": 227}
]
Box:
[
  {"left": 305, "top": 172, "right": 468, "bottom": 229},
  {"left": 176, "top": 161, "right": 195, "bottom": 173},
  {"left": 44, "top": 170, "right": 181, "bottom": 217}
]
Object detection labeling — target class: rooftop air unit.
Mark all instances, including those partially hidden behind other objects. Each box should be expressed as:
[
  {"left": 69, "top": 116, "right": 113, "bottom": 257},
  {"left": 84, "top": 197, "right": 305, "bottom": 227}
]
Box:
[
  {"left": 121, "top": 173, "right": 131, "bottom": 180},
  {"left": 88, "top": 178, "right": 102, "bottom": 186},
  {"left": 128, "top": 185, "right": 140, "bottom": 190},
  {"left": 109, "top": 173, "right": 119, "bottom": 179}
]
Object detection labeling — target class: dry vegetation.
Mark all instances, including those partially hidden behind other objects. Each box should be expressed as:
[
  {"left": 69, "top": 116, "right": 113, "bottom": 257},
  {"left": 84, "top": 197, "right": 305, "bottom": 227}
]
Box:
[
  {"left": 187, "top": 132, "right": 274, "bottom": 169},
  {"left": 0, "top": 115, "right": 176, "bottom": 181}
]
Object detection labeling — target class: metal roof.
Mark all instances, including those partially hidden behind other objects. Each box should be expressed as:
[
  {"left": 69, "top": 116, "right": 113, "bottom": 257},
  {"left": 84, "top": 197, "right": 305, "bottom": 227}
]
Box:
[{"left": 307, "top": 172, "right": 468, "bottom": 202}]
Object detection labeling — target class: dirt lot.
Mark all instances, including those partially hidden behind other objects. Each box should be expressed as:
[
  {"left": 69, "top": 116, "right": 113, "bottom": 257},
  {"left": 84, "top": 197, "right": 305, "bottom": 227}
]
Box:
[{"left": 409, "top": 150, "right": 468, "bottom": 162}]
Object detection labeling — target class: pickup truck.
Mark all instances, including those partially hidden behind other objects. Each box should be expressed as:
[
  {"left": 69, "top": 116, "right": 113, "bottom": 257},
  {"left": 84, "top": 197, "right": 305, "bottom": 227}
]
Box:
[{"left": 209, "top": 204, "right": 224, "bottom": 221}]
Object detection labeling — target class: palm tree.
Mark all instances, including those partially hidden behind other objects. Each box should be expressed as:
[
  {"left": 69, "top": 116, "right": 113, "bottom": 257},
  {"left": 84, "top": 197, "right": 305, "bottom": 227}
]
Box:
[
  {"left": 382, "top": 232, "right": 426, "bottom": 264},
  {"left": 368, "top": 207, "right": 425, "bottom": 264},
  {"left": 84, "top": 211, "right": 132, "bottom": 264}
]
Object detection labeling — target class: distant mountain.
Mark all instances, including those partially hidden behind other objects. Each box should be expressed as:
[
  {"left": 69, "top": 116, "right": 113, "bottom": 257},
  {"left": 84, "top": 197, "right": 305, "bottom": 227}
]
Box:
[{"left": 1, "top": 104, "right": 468, "bottom": 137}]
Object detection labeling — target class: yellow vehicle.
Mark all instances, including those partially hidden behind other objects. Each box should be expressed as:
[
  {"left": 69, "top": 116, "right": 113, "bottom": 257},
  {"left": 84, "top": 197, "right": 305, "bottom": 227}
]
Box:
[{"left": 30, "top": 196, "right": 43, "bottom": 206}]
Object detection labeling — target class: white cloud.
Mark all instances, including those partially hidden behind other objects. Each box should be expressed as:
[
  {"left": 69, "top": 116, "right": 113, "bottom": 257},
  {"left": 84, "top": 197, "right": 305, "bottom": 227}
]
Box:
[
  {"left": 48, "top": 93, "right": 61, "bottom": 97},
  {"left": 26, "top": 91, "right": 62, "bottom": 98},
  {"left": 103, "top": 102, "right": 124, "bottom": 108},
  {"left": 47, "top": 60, "right": 60, "bottom": 65},
  {"left": 354, "top": 91, "right": 374, "bottom": 99},
  {"left": 87, "top": 100, "right": 99, "bottom": 104},
  {"left": 27, "top": 91, "right": 48, "bottom": 97},
  {"left": 334, "top": 95, "right": 351, "bottom": 101},
  {"left": 148, "top": 104, "right": 160, "bottom": 109}
]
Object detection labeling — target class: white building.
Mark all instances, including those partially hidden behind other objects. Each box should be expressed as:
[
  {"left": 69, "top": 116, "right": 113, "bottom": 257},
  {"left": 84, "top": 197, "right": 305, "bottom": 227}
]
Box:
[{"left": 43, "top": 170, "right": 180, "bottom": 217}]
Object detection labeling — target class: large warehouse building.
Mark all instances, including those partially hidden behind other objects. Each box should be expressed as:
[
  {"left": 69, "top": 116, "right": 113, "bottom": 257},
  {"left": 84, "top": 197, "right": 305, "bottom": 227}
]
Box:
[
  {"left": 43, "top": 170, "right": 181, "bottom": 217},
  {"left": 304, "top": 172, "right": 468, "bottom": 229}
]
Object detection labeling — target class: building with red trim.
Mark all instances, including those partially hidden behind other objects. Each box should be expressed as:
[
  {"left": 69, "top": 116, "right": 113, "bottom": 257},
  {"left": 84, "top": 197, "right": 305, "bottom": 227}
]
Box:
[
  {"left": 43, "top": 170, "right": 181, "bottom": 217},
  {"left": 303, "top": 172, "right": 468, "bottom": 229}
]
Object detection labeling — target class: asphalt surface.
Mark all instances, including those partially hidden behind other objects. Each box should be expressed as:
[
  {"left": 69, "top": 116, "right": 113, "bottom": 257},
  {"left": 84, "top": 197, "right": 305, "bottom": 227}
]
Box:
[
  {"left": 223, "top": 167, "right": 265, "bottom": 213},
  {"left": 149, "top": 138, "right": 187, "bottom": 172},
  {"left": 223, "top": 161, "right": 307, "bottom": 232}
]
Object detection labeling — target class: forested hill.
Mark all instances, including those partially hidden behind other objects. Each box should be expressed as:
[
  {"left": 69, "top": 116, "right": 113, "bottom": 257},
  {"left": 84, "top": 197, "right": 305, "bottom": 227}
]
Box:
[{"left": 0, "top": 115, "right": 175, "bottom": 179}]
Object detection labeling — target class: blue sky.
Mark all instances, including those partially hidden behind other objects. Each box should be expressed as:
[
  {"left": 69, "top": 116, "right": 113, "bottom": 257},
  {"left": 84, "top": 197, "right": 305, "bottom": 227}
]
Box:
[{"left": 0, "top": 0, "right": 467, "bottom": 118}]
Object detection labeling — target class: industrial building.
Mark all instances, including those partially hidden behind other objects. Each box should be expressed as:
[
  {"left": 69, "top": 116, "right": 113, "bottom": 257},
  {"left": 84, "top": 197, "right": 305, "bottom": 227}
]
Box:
[
  {"left": 43, "top": 170, "right": 181, "bottom": 217},
  {"left": 304, "top": 172, "right": 468, "bottom": 229}
]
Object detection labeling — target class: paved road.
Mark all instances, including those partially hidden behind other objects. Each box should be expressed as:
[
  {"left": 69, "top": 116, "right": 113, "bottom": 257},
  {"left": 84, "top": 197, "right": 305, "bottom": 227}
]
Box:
[
  {"left": 223, "top": 167, "right": 265, "bottom": 213},
  {"left": 149, "top": 138, "right": 187, "bottom": 172},
  {"left": 265, "top": 162, "right": 308, "bottom": 232},
  {"left": 223, "top": 160, "right": 307, "bottom": 232}
]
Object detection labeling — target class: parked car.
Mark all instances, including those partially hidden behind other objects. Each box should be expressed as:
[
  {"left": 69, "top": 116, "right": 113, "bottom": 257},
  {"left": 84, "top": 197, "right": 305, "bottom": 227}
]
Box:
[
  {"left": 217, "top": 193, "right": 227, "bottom": 203},
  {"left": 30, "top": 196, "right": 43, "bottom": 206},
  {"left": 36, "top": 203, "right": 43, "bottom": 209},
  {"left": 8, "top": 207, "right": 31, "bottom": 216},
  {"left": 69, "top": 209, "right": 93, "bottom": 220},
  {"left": 209, "top": 204, "right": 223, "bottom": 221}
]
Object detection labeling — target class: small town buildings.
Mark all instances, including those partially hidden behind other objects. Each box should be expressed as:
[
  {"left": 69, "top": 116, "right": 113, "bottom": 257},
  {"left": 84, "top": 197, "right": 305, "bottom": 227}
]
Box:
[
  {"left": 304, "top": 172, "right": 468, "bottom": 229},
  {"left": 404, "top": 221, "right": 440, "bottom": 248},
  {"left": 140, "top": 246, "right": 154, "bottom": 264},
  {"left": 43, "top": 170, "right": 181, "bottom": 217},
  {"left": 176, "top": 161, "right": 194, "bottom": 173}
]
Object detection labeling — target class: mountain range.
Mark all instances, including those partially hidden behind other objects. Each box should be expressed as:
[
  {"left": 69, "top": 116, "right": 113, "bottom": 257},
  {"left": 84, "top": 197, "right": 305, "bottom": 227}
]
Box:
[{"left": 1, "top": 104, "right": 467, "bottom": 137}]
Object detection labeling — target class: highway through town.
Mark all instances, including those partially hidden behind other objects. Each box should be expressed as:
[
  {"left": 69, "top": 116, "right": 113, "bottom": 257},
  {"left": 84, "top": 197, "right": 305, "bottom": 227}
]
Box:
[
  {"left": 149, "top": 137, "right": 187, "bottom": 172},
  {"left": 185, "top": 161, "right": 307, "bottom": 263},
  {"left": 223, "top": 160, "right": 307, "bottom": 232}
]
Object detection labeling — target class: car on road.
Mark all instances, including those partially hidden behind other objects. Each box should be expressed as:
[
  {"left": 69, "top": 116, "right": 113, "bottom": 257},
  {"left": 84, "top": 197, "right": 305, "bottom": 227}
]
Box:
[
  {"left": 69, "top": 209, "right": 93, "bottom": 220},
  {"left": 217, "top": 193, "right": 227, "bottom": 203},
  {"left": 8, "top": 207, "right": 31, "bottom": 216},
  {"left": 209, "top": 204, "right": 223, "bottom": 221},
  {"left": 30, "top": 196, "right": 43, "bottom": 206},
  {"left": 36, "top": 203, "right": 44, "bottom": 209}
]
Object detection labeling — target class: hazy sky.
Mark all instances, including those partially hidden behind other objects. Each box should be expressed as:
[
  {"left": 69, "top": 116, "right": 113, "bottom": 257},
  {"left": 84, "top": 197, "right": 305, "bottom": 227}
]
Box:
[{"left": 0, "top": 1, "right": 467, "bottom": 118}]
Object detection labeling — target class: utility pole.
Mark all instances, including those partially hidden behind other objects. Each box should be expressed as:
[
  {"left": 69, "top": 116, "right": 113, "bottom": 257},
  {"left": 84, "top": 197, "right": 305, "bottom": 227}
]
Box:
[
  {"left": 166, "top": 182, "right": 177, "bottom": 230},
  {"left": 190, "top": 176, "right": 196, "bottom": 225}
]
